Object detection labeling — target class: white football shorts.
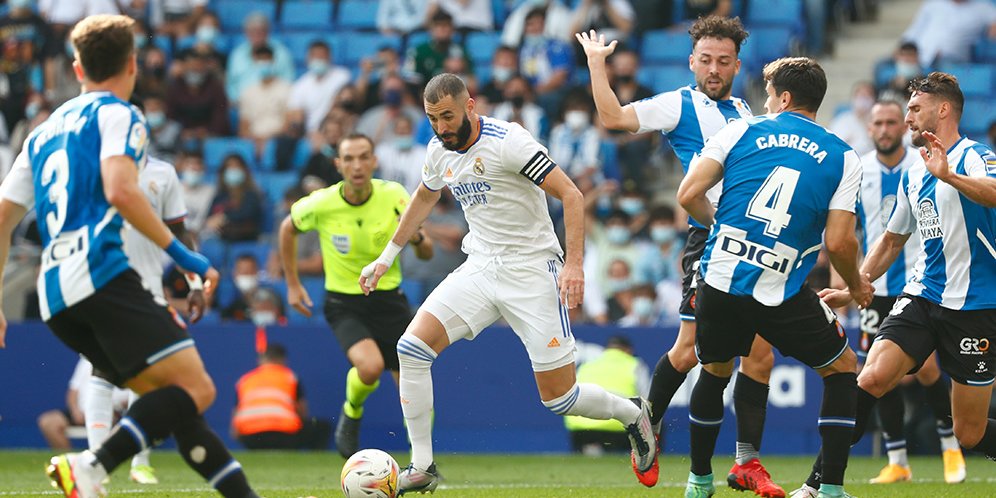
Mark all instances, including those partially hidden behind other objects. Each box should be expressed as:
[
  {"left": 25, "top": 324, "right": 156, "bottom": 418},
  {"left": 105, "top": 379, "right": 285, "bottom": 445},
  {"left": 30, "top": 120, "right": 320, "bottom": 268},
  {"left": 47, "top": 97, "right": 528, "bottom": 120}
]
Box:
[{"left": 419, "top": 254, "right": 577, "bottom": 372}]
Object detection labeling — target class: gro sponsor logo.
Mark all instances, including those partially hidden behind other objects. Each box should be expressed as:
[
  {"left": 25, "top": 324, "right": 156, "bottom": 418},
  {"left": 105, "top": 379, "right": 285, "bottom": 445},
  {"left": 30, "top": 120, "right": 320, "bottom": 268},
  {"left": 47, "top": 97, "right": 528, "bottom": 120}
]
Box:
[{"left": 959, "top": 337, "right": 990, "bottom": 356}]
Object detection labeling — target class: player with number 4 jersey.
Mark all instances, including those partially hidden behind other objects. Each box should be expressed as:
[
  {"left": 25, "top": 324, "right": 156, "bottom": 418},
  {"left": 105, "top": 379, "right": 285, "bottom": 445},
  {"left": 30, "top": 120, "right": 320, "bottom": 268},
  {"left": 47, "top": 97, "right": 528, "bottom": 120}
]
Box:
[{"left": 678, "top": 57, "right": 872, "bottom": 498}]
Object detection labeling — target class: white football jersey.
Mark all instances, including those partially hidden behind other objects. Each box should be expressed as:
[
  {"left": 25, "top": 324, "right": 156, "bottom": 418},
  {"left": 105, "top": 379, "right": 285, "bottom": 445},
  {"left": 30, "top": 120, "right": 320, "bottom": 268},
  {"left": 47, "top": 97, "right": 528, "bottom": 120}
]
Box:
[
  {"left": 122, "top": 157, "right": 187, "bottom": 302},
  {"left": 422, "top": 116, "right": 563, "bottom": 262}
]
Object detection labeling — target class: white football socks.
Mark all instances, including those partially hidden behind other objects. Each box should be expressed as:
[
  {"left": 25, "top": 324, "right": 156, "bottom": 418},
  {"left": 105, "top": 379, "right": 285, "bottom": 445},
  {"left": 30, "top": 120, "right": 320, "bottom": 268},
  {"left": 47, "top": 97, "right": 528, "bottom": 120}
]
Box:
[
  {"left": 84, "top": 376, "right": 115, "bottom": 450},
  {"left": 397, "top": 334, "right": 437, "bottom": 471},
  {"left": 542, "top": 383, "right": 641, "bottom": 425}
]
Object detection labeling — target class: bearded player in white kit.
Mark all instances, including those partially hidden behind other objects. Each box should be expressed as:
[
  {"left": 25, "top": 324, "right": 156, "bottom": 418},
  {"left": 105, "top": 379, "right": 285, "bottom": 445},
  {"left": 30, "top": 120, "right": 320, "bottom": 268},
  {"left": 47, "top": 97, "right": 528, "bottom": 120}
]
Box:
[
  {"left": 83, "top": 156, "right": 206, "bottom": 484},
  {"left": 360, "top": 73, "right": 657, "bottom": 494}
]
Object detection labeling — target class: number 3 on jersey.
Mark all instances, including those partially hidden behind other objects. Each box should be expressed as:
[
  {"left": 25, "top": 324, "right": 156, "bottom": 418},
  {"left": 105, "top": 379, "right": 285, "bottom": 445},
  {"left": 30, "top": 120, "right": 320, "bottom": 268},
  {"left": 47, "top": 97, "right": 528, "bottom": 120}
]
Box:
[
  {"left": 747, "top": 166, "right": 799, "bottom": 238},
  {"left": 41, "top": 149, "right": 70, "bottom": 238}
]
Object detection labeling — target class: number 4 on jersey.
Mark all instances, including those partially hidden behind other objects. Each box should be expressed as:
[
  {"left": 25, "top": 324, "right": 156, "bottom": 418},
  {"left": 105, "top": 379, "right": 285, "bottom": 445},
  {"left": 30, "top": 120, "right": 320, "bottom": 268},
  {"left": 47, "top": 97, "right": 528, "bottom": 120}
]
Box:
[{"left": 747, "top": 166, "right": 800, "bottom": 238}]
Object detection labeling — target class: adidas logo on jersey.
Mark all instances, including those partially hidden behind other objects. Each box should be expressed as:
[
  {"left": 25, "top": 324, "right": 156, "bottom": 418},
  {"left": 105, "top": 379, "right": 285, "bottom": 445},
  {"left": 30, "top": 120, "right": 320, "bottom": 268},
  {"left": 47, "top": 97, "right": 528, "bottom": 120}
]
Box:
[{"left": 547, "top": 338, "right": 560, "bottom": 348}]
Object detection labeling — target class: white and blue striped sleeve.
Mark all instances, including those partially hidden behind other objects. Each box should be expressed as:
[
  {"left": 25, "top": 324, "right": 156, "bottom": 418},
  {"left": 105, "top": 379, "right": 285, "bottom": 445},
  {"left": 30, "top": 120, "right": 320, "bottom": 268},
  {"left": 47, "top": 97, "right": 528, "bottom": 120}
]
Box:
[
  {"left": 503, "top": 123, "right": 556, "bottom": 186},
  {"left": 632, "top": 90, "right": 681, "bottom": 134},
  {"left": 698, "top": 118, "right": 750, "bottom": 167},
  {"left": 886, "top": 170, "right": 916, "bottom": 235},
  {"left": 0, "top": 150, "right": 35, "bottom": 208},
  {"left": 97, "top": 103, "right": 148, "bottom": 164},
  {"left": 965, "top": 146, "right": 996, "bottom": 179},
  {"left": 829, "top": 149, "right": 862, "bottom": 213}
]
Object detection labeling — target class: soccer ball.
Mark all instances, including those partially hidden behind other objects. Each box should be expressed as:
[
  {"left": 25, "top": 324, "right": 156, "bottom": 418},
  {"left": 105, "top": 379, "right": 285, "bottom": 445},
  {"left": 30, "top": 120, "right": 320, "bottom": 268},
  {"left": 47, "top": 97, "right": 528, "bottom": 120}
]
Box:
[{"left": 340, "top": 449, "right": 400, "bottom": 498}]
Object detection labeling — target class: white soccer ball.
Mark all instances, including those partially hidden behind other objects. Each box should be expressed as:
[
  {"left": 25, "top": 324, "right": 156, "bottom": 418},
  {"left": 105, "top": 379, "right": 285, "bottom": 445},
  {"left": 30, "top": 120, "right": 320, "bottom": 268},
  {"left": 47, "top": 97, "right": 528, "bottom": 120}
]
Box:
[{"left": 340, "top": 449, "right": 400, "bottom": 498}]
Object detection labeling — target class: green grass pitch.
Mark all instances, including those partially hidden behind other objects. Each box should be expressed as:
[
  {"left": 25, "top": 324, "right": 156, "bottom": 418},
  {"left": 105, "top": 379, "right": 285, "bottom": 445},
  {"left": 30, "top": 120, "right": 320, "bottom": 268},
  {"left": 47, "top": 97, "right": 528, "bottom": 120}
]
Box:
[{"left": 0, "top": 451, "right": 993, "bottom": 497}]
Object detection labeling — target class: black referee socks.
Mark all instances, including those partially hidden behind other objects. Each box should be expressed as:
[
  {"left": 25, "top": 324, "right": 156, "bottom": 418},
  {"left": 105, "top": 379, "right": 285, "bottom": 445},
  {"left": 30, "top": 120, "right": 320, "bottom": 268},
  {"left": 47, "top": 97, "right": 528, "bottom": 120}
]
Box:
[
  {"left": 689, "top": 369, "right": 731, "bottom": 476},
  {"left": 818, "top": 373, "right": 857, "bottom": 486},
  {"left": 648, "top": 353, "right": 688, "bottom": 426},
  {"left": 95, "top": 385, "right": 196, "bottom": 471}
]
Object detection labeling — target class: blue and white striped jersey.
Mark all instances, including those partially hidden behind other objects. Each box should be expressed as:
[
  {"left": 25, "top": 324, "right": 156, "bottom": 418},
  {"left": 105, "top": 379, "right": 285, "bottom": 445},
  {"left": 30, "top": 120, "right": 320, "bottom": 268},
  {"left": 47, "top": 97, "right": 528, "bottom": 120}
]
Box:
[
  {"left": 0, "top": 91, "right": 149, "bottom": 320},
  {"left": 886, "top": 137, "right": 996, "bottom": 311},
  {"left": 632, "top": 85, "right": 753, "bottom": 228},
  {"left": 857, "top": 148, "right": 921, "bottom": 297},
  {"left": 697, "top": 112, "right": 862, "bottom": 306}
]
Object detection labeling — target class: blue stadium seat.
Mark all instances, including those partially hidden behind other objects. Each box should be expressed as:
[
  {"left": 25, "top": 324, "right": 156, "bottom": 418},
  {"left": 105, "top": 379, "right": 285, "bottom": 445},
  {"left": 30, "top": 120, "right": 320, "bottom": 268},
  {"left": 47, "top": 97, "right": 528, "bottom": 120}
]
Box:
[
  {"left": 227, "top": 241, "right": 273, "bottom": 270},
  {"left": 492, "top": 0, "right": 509, "bottom": 27},
  {"left": 199, "top": 237, "right": 228, "bottom": 269},
  {"left": 750, "top": 26, "right": 794, "bottom": 66},
  {"left": 282, "top": 31, "right": 338, "bottom": 65},
  {"left": 974, "top": 38, "right": 996, "bottom": 63},
  {"left": 873, "top": 60, "right": 898, "bottom": 90},
  {"left": 746, "top": 0, "right": 804, "bottom": 30},
  {"left": 465, "top": 31, "right": 502, "bottom": 66},
  {"left": 203, "top": 137, "right": 256, "bottom": 173},
  {"left": 280, "top": 0, "right": 334, "bottom": 31},
  {"left": 339, "top": 33, "right": 403, "bottom": 67},
  {"left": 938, "top": 63, "right": 994, "bottom": 98},
  {"left": 399, "top": 279, "right": 425, "bottom": 308},
  {"left": 599, "top": 139, "right": 622, "bottom": 182},
  {"left": 640, "top": 30, "right": 693, "bottom": 65},
  {"left": 962, "top": 97, "right": 995, "bottom": 138},
  {"left": 152, "top": 35, "right": 172, "bottom": 59},
  {"left": 336, "top": 0, "right": 379, "bottom": 30},
  {"left": 215, "top": 0, "right": 278, "bottom": 32},
  {"left": 301, "top": 277, "right": 327, "bottom": 307},
  {"left": 257, "top": 171, "right": 301, "bottom": 206},
  {"left": 644, "top": 65, "right": 693, "bottom": 94}
]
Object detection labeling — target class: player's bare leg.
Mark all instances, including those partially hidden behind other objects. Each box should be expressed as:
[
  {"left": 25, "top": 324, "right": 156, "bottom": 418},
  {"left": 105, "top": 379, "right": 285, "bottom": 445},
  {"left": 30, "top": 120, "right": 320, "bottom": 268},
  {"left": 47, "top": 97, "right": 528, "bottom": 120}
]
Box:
[
  {"left": 950, "top": 381, "right": 996, "bottom": 457},
  {"left": 337, "top": 339, "right": 386, "bottom": 458},
  {"left": 397, "top": 311, "right": 449, "bottom": 494},
  {"left": 535, "top": 359, "right": 656, "bottom": 486},
  {"left": 729, "top": 336, "right": 782, "bottom": 497}
]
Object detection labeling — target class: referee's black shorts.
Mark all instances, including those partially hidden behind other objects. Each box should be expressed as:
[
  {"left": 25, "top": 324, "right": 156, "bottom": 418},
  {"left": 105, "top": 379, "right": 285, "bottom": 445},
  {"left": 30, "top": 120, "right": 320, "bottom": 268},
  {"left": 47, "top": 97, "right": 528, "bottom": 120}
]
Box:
[
  {"left": 46, "top": 269, "right": 193, "bottom": 386},
  {"left": 323, "top": 288, "right": 413, "bottom": 372},
  {"left": 695, "top": 283, "right": 850, "bottom": 369},
  {"left": 679, "top": 227, "right": 710, "bottom": 321}
]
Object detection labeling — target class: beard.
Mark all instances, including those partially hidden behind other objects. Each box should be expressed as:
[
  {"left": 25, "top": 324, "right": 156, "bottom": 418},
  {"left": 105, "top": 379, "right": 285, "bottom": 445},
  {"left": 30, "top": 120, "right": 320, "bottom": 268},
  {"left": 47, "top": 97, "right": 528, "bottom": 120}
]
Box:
[
  {"left": 436, "top": 114, "right": 473, "bottom": 151},
  {"left": 875, "top": 137, "right": 903, "bottom": 155},
  {"left": 911, "top": 129, "right": 928, "bottom": 147},
  {"left": 697, "top": 76, "right": 733, "bottom": 101}
]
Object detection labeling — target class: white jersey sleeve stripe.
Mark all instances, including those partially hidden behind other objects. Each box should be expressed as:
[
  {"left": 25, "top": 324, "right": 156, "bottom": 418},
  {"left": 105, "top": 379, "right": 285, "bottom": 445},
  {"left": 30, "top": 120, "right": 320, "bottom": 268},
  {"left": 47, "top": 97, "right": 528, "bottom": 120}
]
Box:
[{"left": 828, "top": 149, "right": 862, "bottom": 212}]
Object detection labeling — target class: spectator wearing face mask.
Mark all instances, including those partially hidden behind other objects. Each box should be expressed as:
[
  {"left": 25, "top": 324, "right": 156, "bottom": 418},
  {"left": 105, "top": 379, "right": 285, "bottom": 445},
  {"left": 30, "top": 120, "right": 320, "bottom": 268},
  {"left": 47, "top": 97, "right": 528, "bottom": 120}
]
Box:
[
  {"left": 355, "top": 75, "right": 425, "bottom": 145},
  {"left": 603, "top": 258, "right": 636, "bottom": 322},
  {"left": 176, "top": 151, "right": 216, "bottom": 235},
  {"left": 9, "top": 94, "right": 51, "bottom": 154},
  {"left": 618, "top": 284, "right": 661, "bottom": 327},
  {"left": 356, "top": 46, "right": 405, "bottom": 113},
  {"left": 167, "top": 50, "right": 230, "bottom": 141},
  {"left": 375, "top": 115, "right": 428, "bottom": 194},
  {"left": 491, "top": 74, "right": 548, "bottom": 140},
  {"left": 206, "top": 154, "right": 265, "bottom": 242},
  {"left": 287, "top": 40, "right": 352, "bottom": 143},
  {"left": 480, "top": 46, "right": 520, "bottom": 105},
  {"left": 634, "top": 205, "right": 683, "bottom": 286},
  {"left": 143, "top": 94, "right": 182, "bottom": 163},
  {"left": 239, "top": 45, "right": 293, "bottom": 152},
  {"left": 549, "top": 94, "right": 601, "bottom": 193},
  {"left": 226, "top": 12, "right": 295, "bottom": 101},
  {"left": 829, "top": 81, "right": 876, "bottom": 155},
  {"left": 604, "top": 48, "right": 655, "bottom": 190},
  {"left": 519, "top": 7, "right": 575, "bottom": 120},
  {"left": 403, "top": 10, "right": 472, "bottom": 84},
  {"left": 222, "top": 254, "right": 285, "bottom": 322},
  {"left": 179, "top": 11, "right": 227, "bottom": 72},
  {"left": 300, "top": 115, "right": 346, "bottom": 188},
  {"left": 585, "top": 209, "right": 641, "bottom": 308},
  {"left": 877, "top": 42, "right": 926, "bottom": 101},
  {"left": 134, "top": 46, "right": 170, "bottom": 100}
]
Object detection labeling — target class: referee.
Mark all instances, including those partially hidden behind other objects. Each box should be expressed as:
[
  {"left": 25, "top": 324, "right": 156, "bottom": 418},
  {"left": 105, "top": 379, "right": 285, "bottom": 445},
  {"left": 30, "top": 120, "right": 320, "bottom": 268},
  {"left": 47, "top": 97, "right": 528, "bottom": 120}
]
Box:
[{"left": 279, "top": 133, "right": 433, "bottom": 458}]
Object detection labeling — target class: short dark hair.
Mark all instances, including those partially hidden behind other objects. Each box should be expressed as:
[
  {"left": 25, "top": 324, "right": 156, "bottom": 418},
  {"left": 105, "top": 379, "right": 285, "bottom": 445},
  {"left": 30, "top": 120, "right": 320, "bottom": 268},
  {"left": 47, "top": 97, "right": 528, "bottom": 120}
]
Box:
[
  {"left": 872, "top": 99, "right": 905, "bottom": 115},
  {"left": 898, "top": 41, "right": 918, "bottom": 53},
  {"left": 762, "top": 57, "right": 828, "bottom": 113},
  {"left": 649, "top": 204, "right": 675, "bottom": 222},
  {"left": 525, "top": 7, "right": 546, "bottom": 22},
  {"left": 423, "top": 73, "right": 468, "bottom": 104},
  {"left": 261, "top": 343, "right": 287, "bottom": 362},
  {"left": 430, "top": 10, "right": 453, "bottom": 25},
  {"left": 70, "top": 14, "right": 136, "bottom": 83},
  {"left": 337, "top": 132, "right": 375, "bottom": 151},
  {"left": 308, "top": 40, "right": 330, "bottom": 54},
  {"left": 252, "top": 44, "right": 274, "bottom": 58},
  {"left": 688, "top": 15, "right": 749, "bottom": 54},
  {"left": 908, "top": 72, "right": 964, "bottom": 118}
]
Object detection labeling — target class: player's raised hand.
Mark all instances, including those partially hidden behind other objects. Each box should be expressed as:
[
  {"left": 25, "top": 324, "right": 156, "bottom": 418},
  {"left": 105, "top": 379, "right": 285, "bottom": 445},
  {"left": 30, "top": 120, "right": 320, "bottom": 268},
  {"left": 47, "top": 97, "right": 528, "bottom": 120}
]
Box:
[
  {"left": 817, "top": 287, "right": 853, "bottom": 309},
  {"left": 287, "top": 282, "right": 313, "bottom": 317},
  {"left": 359, "top": 262, "right": 389, "bottom": 296},
  {"left": 920, "top": 131, "right": 953, "bottom": 181},
  {"left": 187, "top": 289, "right": 206, "bottom": 323},
  {"left": 558, "top": 261, "right": 585, "bottom": 309},
  {"left": 575, "top": 30, "right": 617, "bottom": 61}
]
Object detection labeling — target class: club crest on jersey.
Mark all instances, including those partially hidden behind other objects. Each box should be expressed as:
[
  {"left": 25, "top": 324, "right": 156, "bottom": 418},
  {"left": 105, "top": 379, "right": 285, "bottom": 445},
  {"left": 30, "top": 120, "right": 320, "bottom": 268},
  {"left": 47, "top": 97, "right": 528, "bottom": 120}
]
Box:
[
  {"left": 332, "top": 234, "right": 350, "bottom": 254},
  {"left": 916, "top": 199, "right": 943, "bottom": 240},
  {"left": 474, "top": 157, "right": 485, "bottom": 176}
]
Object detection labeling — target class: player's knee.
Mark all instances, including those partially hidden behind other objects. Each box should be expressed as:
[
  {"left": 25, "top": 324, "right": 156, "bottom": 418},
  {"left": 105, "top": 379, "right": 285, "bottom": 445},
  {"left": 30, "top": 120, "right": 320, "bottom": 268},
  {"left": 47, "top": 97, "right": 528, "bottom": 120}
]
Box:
[
  {"left": 915, "top": 360, "right": 940, "bottom": 385},
  {"left": 953, "top": 418, "right": 986, "bottom": 449},
  {"left": 542, "top": 383, "right": 580, "bottom": 416},
  {"left": 741, "top": 350, "right": 775, "bottom": 383},
  {"left": 668, "top": 345, "right": 698, "bottom": 373},
  {"left": 856, "top": 364, "right": 891, "bottom": 398},
  {"left": 180, "top": 375, "right": 217, "bottom": 413},
  {"left": 354, "top": 355, "right": 385, "bottom": 383},
  {"left": 397, "top": 333, "right": 437, "bottom": 370},
  {"left": 37, "top": 411, "right": 67, "bottom": 433}
]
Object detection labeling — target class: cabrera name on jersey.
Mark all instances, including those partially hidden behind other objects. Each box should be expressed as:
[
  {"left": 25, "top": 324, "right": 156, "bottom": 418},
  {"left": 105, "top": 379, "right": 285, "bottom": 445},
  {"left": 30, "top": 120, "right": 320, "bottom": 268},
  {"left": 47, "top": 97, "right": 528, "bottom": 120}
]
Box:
[
  {"left": 886, "top": 138, "right": 996, "bottom": 310},
  {"left": 0, "top": 91, "right": 149, "bottom": 320},
  {"left": 698, "top": 112, "right": 861, "bottom": 306},
  {"left": 856, "top": 148, "right": 921, "bottom": 297},
  {"left": 422, "top": 116, "right": 562, "bottom": 261}
]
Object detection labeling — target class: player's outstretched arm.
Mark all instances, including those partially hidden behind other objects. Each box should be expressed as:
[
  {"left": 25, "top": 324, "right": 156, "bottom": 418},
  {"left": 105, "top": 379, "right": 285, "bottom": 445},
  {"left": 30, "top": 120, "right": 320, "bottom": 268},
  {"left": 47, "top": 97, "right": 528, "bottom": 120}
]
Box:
[
  {"left": 920, "top": 131, "right": 996, "bottom": 208},
  {"left": 540, "top": 167, "right": 585, "bottom": 309},
  {"left": 576, "top": 30, "right": 640, "bottom": 133},
  {"left": 824, "top": 210, "right": 875, "bottom": 309},
  {"left": 0, "top": 199, "right": 28, "bottom": 348},
  {"left": 167, "top": 220, "right": 206, "bottom": 322},
  {"left": 677, "top": 157, "right": 722, "bottom": 227},
  {"left": 360, "top": 183, "right": 441, "bottom": 294},
  {"left": 278, "top": 215, "right": 313, "bottom": 317}
]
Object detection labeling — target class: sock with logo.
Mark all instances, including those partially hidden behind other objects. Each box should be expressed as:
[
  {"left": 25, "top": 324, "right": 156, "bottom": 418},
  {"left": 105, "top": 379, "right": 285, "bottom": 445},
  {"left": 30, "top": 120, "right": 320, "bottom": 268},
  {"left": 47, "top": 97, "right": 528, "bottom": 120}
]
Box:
[
  {"left": 818, "top": 373, "right": 858, "bottom": 486},
  {"left": 733, "top": 372, "right": 768, "bottom": 465},
  {"left": 876, "top": 387, "right": 908, "bottom": 466},
  {"left": 174, "top": 415, "right": 257, "bottom": 497},
  {"left": 397, "top": 334, "right": 437, "bottom": 470},
  {"left": 689, "top": 369, "right": 731, "bottom": 477},
  {"left": 647, "top": 353, "right": 688, "bottom": 426},
  {"left": 542, "top": 383, "right": 641, "bottom": 425},
  {"left": 83, "top": 376, "right": 115, "bottom": 450},
  {"left": 94, "top": 386, "right": 196, "bottom": 472},
  {"left": 344, "top": 367, "right": 380, "bottom": 419}
]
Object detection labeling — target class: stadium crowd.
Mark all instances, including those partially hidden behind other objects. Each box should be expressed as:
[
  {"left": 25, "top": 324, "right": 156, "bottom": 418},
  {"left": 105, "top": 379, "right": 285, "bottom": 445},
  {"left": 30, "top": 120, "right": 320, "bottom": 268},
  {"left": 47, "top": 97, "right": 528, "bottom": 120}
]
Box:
[{"left": 0, "top": 0, "right": 993, "bottom": 331}]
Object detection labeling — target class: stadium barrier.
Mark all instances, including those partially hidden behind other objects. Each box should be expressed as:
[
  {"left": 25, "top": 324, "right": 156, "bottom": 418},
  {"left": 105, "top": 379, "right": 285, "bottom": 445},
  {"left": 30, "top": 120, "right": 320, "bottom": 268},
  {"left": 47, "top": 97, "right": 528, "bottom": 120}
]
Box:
[{"left": 0, "top": 321, "right": 870, "bottom": 455}]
